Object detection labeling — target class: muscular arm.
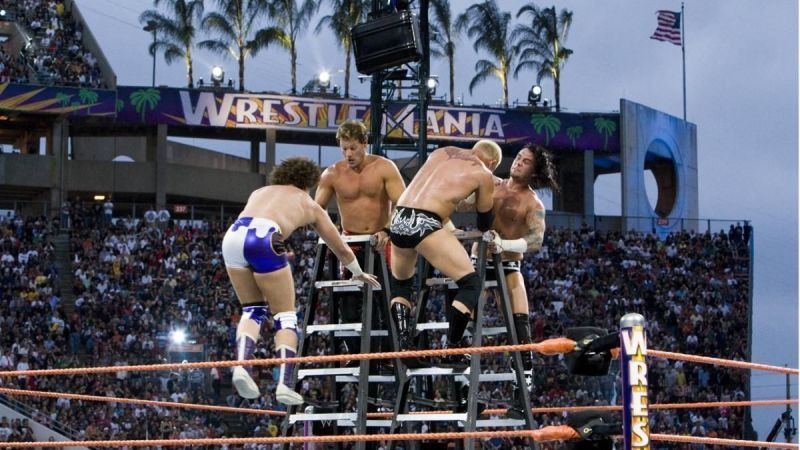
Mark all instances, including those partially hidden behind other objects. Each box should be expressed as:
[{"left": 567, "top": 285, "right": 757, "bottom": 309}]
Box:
[
  {"left": 382, "top": 159, "right": 406, "bottom": 207},
  {"left": 523, "top": 207, "right": 546, "bottom": 251},
  {"left": 475, "top": 172, "right": 495, "bottom": 214},
  {"left": 314, "top": 168, "right": 336, "bottom": 209},
  {"left": 309, "top": 200, "right": 356, "bottom": 266}
]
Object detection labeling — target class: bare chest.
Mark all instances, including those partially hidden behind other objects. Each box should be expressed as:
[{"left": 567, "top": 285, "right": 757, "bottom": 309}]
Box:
[
  {"left": 493, "top": 189, "right": 530, "bottom": 235},
  {"left": 332, "top": 170, "right": 386, "bottom": 200}
]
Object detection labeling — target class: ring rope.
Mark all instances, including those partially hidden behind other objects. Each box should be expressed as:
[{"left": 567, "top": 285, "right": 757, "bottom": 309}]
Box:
[
  {"left": 650, "top": 433, "right": 799, "bottom": 449},
  {"left": 0, "top": 387, "right": 285, "bottom": 416},
  {"left": 0, "top": 386, "right": 791, "bottom": 420},
  {"left": 3, "top": 430, "right": 797, "bottom": 448},
  {"left": 0, "top": 338, "right": 574, "bottom": 378},
  {"left": 649, "top": 350, "right": 799, "bottom": 375},
  {"left": 0, "top": 428, "right": 573, "bottom": 448},
  {"left": 0, "top": 338, "right": 794, "bottom": 378}
]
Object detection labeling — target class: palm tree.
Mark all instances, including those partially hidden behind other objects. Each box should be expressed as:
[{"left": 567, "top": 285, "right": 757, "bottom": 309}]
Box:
[
  {"left": 130, "top": 88, "right": 162, "bottom": 122},
  {"left": 430, "top": 0, "right": 458, "bottom": 105},
  {"left": 593, "top": 117, "right": 616, "bottom": 150},
  {"left": 455, "top": 0, "right": 516, "bottom": 108},
  {"left": 513, "top": 4, "right": 573, "bottom": 111},
  {"left": 199, "top": 0, "right": 285, "bottom": 92},
  {"left": 266, "top": 0, "right": 317, "bottom": 94},
  {"left": 530, "top": 113, "right": 560, "bottom": 145},
  {"left": 78, "top": 88, "right": 99, "bottom": 114},
  {"left": 315, "top": 0, "right": 369, "bottom": 98},
  {"left": 140, "top": 0, "right": 205, "bottom": 88}
]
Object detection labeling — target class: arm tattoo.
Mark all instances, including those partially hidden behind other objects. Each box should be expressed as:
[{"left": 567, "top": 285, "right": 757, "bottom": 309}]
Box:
[
  {"left": 524, "top": 210, "right": 546, "bottom": 251},
  {"left": 444, "top": 148, "right": 481, "bottom": 167}
]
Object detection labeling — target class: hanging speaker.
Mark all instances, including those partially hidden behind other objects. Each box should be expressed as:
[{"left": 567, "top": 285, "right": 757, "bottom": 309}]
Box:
[{"left": 352, "top": 11, "right": 421, "bottom": 75}]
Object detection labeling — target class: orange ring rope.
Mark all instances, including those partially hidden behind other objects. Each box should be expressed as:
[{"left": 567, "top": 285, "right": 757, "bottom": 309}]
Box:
[
  {"left": 0, "top": 387, "right": 285, "bottom": 416},
  {"left": 0, "top": 428, "right": 577, "bottom": 448},
  {"left": 366, "top": 399, "right": 799, "bottom": 418},
  {"left": 649, "top": 350, "right": 799, "bottom": 375},
  {"left": 0, "top": 340, "right": 794, "bottom": 379},
  {"left": 651, "top": 433, "right": 799, "bottom": 449},
  {"left": 0, "top": 338, "right": 575, "bottom": 378},
  {"left": 4, "top": 430, "right": 798, "bottom": 448},
  {"left": 1, "top": 386, "right": 791, "bottom": 419}
]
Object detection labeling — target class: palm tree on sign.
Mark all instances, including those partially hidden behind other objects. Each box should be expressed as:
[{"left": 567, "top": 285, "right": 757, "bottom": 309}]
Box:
[
  {"left": 199, "top": 0, "right": 285, "bottom": 92},
  {"left": 130, "top": 88, "right": 162, "bottom": 122},
  {"left": 140, "top": 0, "right": 205, "bottom": 88},
  {"left": 455, "top": 0, "right": 517, "bottom": 108},
  {"left": 430, "top": 0, "right": 458, "bottom": 105},
  {"left": 78, "top": 88, "right": 99, "bottom": 113},
  {"left": 512, "top": 4, "right": 573, "bottom": 111},
  {"left": 530, "top": 113, "right": 560, "bottom": 145},
  {"left": 593, "top": 117, "right": 616, "bottom": 151},
  {"left": 315, "top": 0, "right": 369, "bottom": 98},
  {"left": 266, "top": 0, "right": 318, "bottom": 94}
]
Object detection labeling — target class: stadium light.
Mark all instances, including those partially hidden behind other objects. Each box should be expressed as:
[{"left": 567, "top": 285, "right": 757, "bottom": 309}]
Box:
[
  {"left": 426, "top": 76, "right": 439, "bottom": 96},
  {"left": 170, "top": 329, "right": 186, "bottom": 345},
  {"left": 318, "top": 71, "right": 331, "bottom": 88},
  {"left": 211, "top": 66, "right": 224, "bottom": 87},
  {"left": 528, "top": 84, "right": 542, "bottom": 106},
  {"left": 0, "top": 10, "right": 6, "bottom": 17}
]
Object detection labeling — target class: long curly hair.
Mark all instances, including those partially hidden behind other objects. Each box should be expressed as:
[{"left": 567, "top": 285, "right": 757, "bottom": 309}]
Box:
[
  {"left": 269, "top": 157, "right": 321, "bottom": 190},
  {"left": 523, "top": 144, "right": 560, "bottom": 193}
]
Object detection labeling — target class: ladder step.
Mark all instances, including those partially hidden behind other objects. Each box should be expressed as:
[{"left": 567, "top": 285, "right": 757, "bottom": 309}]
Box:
[
  {"left": 306, "top": 323, "right": 506, "bottom": 336},
  {"left": 315, "top": 280, "right": 364, "bottom": 289},
  {"left": 289, "top": 412, "right": 356, "bottom": 423},
  {"left": 335, "top": 375, "right": 395, "bottom": 383},
  {"left": 426, "top": 277, "right": 497, "bottom": 288},
  {"left": 298, "top": 368, "right": 358, "bottom": 379},
  {"left": 317, "top": 234, "right": 372, "bottom": 245}
]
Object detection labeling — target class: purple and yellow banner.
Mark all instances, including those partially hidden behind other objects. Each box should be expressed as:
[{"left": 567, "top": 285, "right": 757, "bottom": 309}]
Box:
[
  {"left": 620, "top": 313, "right": 650, "bottom": 450},
  {"left": 116, "top": 86, "right": 620, "bottom": 152},
  {"left": 0, "top": 82, "right": 116, "bottom": 116},
  {"left": 0, "top": 84, "right": 620, "bottom": 152}
]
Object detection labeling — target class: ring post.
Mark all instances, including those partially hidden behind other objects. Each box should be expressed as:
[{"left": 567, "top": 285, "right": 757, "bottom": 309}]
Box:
[{"left": 620, "top": 313, "right": 650, "bottom": 450}]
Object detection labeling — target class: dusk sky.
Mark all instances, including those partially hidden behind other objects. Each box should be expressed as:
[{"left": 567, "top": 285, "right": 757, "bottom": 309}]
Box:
[{"left": 74, "top": 0, "right": 798, "bottom": 438}]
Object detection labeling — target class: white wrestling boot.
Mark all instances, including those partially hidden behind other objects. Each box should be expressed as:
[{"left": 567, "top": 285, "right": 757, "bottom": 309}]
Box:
[
  {"left": 275, "top": 344, "right": 304, "bottom": 406},
  {"left": 232, "top": 366, "right": 261, "bottom": 399},
  {"left": 276, "top": 383, "right": 304, "bottom": 405}
]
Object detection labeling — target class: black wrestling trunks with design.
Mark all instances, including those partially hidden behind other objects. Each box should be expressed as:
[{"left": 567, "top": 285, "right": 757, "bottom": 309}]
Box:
[
  {"left": 389, "top": 207, "right": 443, "bottom": 249},
  {"left": 471, "top": 256, "right": 520, "bottom": 281}
]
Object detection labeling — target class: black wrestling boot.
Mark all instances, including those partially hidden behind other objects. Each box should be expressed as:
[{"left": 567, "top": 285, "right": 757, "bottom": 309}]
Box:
[
  {"left": 453, "top": 381, "right": 487, "bottom": 414},
  {"left": 506, "top": 313, "right": 535, "bottom": 419},
  {"left": 439, "top": 307, "right": 472, "bottom": 370},
  {"left": 391, "top": 302, "right": 424, "bottom": 368}
]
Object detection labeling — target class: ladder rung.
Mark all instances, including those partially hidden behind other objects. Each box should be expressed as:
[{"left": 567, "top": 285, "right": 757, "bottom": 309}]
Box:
[
  {"left": 397, "top": 413, "right": 466, "bottom": 422},
  {"left": 317, "top": 234, "right": 372, "bottom": 244},
  {"left": 315, "top": 280, "right": 364, "bottom": 289},
  {"left": 289, "top": 412, "right": 356, "bottom": 423},
  {"left": 307, "top": 323, "right": 362, "bottom": 333},
  {"left": 335, "top": 375, "right": 396, "bottom": 383},
  {"left": 425, "top": 277, "right": 497, "bottom": 288},
  {"left": 298, "top": 368, "right": 358, "bottom": 379}
]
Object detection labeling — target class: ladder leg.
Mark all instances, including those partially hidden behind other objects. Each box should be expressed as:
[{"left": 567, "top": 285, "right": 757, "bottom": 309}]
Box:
[
  {"left": 355, "top": 249, "right": 375, "bottom": 450},
  {"left": 464, "top": 242, "right": 488, "bottom": 450},
  {"left": 281, "top": 243, "right": 328, "bottom": 449},
  {"left": 494, "top": 254, "right": 539, "bottom": 450}
]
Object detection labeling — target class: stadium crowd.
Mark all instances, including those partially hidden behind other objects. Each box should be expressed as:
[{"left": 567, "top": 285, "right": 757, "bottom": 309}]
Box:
[
  {"left": 0, "top": 203, "right": 752, "bottom": 449},
  {"left": 0, "top": 0, "right": 105, "bottom": 87}
]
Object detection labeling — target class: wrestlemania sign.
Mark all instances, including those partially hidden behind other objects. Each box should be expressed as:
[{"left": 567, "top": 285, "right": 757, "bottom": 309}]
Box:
[{"left": 0, "top": 83, "right": 620, "bottom": 152}]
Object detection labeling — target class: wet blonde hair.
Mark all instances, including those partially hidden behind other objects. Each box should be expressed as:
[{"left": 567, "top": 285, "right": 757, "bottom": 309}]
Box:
[
  {"left": 473, "top": 140, "right": 502, "bottom": 172},
  {"left": 336, "top": 120, "right": 368, "bottom": 144}
]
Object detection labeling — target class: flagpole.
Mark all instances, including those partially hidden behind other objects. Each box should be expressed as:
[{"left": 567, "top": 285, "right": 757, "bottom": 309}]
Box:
[{"left": 681, "top": 2, "right": 686, "bottom": 121}]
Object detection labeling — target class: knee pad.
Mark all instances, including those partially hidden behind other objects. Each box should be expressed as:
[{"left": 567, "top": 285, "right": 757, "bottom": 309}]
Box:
[
  {"left": 454, "top": 272, "right": 482, "bottom": 312},
  {"left": 273, "top": 311, "right": 297, "bottom": 331},
  {"left": 390, "top": 274, "right": 414, "bottom": 301}
]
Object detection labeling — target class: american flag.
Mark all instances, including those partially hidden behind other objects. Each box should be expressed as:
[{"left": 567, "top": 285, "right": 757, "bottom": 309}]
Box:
[{"left": 651, "top": 10, "right": 682, "bottom": 46}]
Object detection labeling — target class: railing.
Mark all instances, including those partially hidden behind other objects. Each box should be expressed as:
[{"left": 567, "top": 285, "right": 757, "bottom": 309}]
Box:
[{"left": 0, "top": 392, "right": 86, "bottom": 444}]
